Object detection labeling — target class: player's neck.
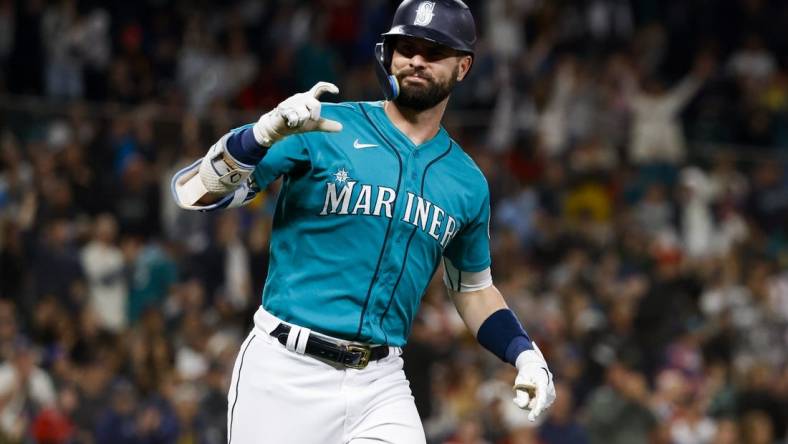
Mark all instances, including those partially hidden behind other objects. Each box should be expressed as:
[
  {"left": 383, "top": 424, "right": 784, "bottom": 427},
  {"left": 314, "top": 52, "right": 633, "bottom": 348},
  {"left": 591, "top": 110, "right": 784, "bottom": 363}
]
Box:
[{"left": 384, "top": 99, "right": 447, "bottom": 146}]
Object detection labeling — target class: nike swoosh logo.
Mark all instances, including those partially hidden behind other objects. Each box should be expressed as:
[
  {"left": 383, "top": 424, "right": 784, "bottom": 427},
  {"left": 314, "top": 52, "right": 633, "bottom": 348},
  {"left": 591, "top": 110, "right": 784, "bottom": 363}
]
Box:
[{"left": 353, "top": 139, "right": 378, "bottom": 149}]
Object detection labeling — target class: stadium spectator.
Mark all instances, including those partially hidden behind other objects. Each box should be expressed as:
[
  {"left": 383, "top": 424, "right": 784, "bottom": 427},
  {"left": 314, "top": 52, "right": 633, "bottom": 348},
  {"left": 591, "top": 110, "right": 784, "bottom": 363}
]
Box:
[
  {"left": 0, "top": 338, "right": 57, "bottom": 442},
  {"left": 80, "top": 213, "right": 127, "bottom": 332}
]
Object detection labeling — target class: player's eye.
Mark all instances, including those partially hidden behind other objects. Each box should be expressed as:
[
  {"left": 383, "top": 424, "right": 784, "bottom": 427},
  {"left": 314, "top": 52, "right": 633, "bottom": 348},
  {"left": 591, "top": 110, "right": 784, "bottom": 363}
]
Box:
[
  {"left": 395, "top": 39, "right": 454, "bottom": 61},
  {"left": 397, "top": 42, "right": 417, "bottom": 57},
  {"left": 425, "top": 48, "right": 449, "bottom": 60}
]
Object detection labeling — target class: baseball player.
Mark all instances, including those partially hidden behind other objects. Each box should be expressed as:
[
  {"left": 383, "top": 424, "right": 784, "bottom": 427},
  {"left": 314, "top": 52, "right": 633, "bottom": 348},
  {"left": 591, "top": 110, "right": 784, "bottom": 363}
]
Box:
[{"left": 171, "top": 1, "right": 556, "bottom": 442}]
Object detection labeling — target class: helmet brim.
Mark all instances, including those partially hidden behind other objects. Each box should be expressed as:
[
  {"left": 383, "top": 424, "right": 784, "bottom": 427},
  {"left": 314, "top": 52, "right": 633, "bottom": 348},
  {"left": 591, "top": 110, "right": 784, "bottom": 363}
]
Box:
[{"left": 382, "top": 25, "right": 474, "bottom": 55}]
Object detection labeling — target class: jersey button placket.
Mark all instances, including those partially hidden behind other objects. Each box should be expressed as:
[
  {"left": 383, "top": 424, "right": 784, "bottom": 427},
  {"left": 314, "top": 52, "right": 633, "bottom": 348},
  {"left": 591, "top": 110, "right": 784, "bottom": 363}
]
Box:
[
  {"left": 410, "top": 150, "right": 419, "bottom": 181},
  {"left": 371, "top": 151, "right": 415, "bottom": 340}
]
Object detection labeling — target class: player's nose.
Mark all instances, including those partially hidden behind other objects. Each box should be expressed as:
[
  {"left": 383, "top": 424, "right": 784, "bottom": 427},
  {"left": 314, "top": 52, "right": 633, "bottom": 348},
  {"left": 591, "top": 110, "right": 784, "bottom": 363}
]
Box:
[{"left": 407, "top": 53, "right": 428, "bottom": 68}]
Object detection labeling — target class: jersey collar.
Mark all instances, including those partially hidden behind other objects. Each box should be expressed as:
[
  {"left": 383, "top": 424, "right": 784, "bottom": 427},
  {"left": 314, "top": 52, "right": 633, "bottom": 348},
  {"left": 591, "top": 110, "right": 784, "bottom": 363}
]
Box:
[{"left": 361, "top": 101, "right": 450, "bottom": 154}]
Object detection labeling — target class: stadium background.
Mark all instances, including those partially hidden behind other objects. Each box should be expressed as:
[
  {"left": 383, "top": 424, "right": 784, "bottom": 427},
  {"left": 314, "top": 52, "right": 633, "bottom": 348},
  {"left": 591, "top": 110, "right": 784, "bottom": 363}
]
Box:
[{"left": 0, "top": 0, "right": 787, "bottom": 443}]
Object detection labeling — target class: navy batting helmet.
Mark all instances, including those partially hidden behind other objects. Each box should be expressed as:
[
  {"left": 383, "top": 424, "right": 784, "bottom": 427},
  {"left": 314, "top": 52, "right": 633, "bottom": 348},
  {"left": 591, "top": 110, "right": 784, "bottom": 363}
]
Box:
[{"left": 375, "top": 0, "right": 477, "bottom": 100}]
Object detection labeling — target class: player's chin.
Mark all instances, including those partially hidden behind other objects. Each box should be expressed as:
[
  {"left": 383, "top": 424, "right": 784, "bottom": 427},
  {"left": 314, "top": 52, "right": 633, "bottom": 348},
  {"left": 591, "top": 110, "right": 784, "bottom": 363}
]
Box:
[
  {"left": 400, "top": 78, "right": 436, "bottom": 94},
  {"left": 400, "top": 80, "right": 431, "bottom": 94}
]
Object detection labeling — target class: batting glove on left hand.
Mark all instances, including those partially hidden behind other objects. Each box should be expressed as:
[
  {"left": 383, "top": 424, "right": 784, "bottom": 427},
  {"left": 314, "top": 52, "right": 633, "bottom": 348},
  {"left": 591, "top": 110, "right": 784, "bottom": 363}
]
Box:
[
  {"left": 253, "top": 82, "right": 343, "bottom": 146},
  {"left": 513, "top": 342, "right": 556, "bottom": 422}
]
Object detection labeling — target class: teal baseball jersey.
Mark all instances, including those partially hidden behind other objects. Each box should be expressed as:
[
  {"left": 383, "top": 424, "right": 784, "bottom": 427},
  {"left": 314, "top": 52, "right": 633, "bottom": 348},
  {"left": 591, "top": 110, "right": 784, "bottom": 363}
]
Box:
[{"left": 245, "top": 101, "right": 491, "bottom": 346}]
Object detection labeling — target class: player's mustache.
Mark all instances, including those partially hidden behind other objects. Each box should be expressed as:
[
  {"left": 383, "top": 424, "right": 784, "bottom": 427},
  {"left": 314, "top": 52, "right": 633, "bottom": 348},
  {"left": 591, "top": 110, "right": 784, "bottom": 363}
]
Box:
[{"left": 396, "top": 69, "right": 433, "bottom": 81}]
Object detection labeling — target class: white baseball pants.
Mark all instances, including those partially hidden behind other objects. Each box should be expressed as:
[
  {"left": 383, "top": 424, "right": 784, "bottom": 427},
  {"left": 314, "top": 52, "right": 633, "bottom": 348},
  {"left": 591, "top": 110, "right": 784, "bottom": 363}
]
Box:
[{"left": 226, "top": 306, "right": 426, "bottom": 444}]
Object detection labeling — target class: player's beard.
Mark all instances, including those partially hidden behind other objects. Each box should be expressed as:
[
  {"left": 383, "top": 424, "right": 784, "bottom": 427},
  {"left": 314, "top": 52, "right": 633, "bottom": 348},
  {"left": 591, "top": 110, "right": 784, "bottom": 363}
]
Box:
[{"left": 393, "top": 65, "right": 458, "bottom": 111}]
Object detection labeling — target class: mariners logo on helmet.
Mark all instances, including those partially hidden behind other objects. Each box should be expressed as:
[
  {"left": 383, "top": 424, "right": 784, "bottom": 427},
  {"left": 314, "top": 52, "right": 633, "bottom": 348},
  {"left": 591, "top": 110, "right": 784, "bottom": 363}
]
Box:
[{"left": 414, "top": 2, "right": 435, "bottom": 26}]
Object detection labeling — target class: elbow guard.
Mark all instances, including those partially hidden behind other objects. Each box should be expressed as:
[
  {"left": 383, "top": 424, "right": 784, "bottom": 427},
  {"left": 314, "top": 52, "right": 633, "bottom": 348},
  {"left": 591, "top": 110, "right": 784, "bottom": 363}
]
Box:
[
  {"left": 198, "top": 132, "right": 256, "bottom": 195},
  {"left": 171, "top": 158, "right": 260, "bottom": 211},
  {"left": 172, "top": 130, "right": 260, "bottom": 210}
]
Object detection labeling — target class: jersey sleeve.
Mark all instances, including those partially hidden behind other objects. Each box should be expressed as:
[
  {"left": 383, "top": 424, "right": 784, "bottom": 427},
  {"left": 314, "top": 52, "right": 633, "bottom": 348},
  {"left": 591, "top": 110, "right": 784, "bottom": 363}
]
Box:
[
  {"left": 442, "top": 189, "right": 493, "bottom": 292},
  {"left": 252, "top": 130, "right": 311, "bottom": 189}
]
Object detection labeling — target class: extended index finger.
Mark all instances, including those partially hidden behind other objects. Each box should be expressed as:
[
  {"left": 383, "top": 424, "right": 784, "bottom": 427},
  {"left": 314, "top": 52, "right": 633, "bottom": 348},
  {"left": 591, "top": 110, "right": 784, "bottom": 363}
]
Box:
[{"left": 309, "top": 82, "right": 340, "bottom": 99}]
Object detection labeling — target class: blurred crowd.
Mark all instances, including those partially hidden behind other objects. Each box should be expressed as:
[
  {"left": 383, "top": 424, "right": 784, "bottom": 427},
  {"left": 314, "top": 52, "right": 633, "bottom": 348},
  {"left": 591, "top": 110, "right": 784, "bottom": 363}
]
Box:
[{"left": 1, "top": 0, "right": 788, "bottom": 443}]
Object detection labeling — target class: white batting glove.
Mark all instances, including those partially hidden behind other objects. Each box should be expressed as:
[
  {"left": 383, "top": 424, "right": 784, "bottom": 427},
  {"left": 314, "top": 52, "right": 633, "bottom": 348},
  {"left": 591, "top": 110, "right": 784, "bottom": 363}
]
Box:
[
  {"left": 253, "top": 82, "right": 343, "bottom": 146},
  {"left": 513, "top": 342, "right": 556, "bottom": 422}
]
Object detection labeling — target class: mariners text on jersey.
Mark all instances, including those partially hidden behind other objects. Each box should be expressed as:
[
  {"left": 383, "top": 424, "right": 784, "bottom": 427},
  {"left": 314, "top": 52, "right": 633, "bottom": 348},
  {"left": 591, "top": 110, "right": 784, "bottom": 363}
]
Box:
[
  {"left": 319, "top": 180, "right": 459, "bottom": 249},
  {"left": 242, "top": 101, "right": 491, "bottom": 347}
]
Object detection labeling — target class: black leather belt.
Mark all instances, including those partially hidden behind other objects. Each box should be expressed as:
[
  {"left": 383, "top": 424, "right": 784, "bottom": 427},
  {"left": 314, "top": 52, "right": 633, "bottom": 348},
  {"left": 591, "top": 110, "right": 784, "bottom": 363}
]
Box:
[{"left": 270, "top": 324, "right": 389, "bottom": 369}]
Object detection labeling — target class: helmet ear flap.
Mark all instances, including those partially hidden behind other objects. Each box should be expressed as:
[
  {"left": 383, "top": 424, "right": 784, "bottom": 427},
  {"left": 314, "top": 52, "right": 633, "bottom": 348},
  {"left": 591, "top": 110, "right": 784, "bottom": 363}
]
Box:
[{"left": 374, "top": 41, "right": 400, "bottom": 100}]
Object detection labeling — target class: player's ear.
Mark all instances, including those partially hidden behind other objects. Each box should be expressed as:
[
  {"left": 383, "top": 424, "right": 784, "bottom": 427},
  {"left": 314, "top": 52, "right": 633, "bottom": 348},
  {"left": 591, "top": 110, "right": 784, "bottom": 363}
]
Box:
[{"left": 456, "top": 55, "right": 472, "bottom": 82}]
